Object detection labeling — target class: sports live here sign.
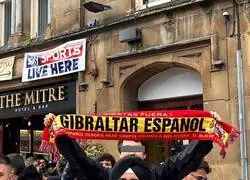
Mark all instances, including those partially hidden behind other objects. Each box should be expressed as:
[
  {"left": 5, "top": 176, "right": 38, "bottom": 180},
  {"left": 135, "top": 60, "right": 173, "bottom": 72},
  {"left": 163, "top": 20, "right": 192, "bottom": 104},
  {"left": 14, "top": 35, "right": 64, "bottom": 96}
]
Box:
[{"left": 22, "top": 39, "right": 86, "bottom": 82}]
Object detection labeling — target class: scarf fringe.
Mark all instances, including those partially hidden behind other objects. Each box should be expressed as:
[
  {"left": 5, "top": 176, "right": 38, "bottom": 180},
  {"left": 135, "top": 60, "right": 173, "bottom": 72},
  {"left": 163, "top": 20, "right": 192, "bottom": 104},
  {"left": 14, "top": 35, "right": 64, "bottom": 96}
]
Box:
[
  {"left": 227, "top": 128, "right": 241, "bottom": 145},
  {"left": 39, "top": 140, "right": 56, "bottom": 153}
]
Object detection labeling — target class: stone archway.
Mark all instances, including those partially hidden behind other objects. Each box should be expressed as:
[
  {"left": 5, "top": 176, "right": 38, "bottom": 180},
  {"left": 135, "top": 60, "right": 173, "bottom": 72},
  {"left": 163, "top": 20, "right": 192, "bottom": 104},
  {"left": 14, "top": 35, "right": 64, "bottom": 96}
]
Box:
[
  {"left": 119, "top": 61, "right": 202, "bottom": 112},
  {"left": 115, "top": 57, "right": 205, "bottom": 164}
]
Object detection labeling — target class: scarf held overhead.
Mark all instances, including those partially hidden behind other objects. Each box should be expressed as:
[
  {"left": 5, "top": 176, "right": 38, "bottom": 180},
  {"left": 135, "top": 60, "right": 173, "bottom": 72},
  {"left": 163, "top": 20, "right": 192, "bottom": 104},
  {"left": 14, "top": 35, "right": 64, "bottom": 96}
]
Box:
[{"left": 40, "top": 110, "right": 240, "bottom": 158}]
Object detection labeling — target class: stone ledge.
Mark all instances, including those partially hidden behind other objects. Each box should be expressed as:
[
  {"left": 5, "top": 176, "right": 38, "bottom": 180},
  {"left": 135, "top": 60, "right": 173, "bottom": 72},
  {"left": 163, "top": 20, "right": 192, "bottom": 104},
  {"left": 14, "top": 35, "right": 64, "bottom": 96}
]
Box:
[{"left": 107, "top": 36, "right": 211, "bottom": 62}]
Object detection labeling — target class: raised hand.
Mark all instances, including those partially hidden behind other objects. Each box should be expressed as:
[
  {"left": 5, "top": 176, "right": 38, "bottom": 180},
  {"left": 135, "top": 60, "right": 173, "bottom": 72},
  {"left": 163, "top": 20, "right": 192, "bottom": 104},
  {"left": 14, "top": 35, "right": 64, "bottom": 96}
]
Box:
[
  {"left": 210, "top": 111, "right": 222, "bottom": 121},
  {"left": 43, "top": 113, "right": 56, "bottom": 127}
]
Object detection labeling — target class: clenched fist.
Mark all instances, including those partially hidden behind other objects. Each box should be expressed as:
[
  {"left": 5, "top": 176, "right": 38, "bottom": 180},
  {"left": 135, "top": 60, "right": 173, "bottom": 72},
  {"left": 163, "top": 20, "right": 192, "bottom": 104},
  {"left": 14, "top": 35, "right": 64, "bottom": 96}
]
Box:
[
  {"left": 43, "top": 113, "right": 56, "bottom": 127},
  {"left": 210, "top": 111, "right": 222, "bottom": 121}
]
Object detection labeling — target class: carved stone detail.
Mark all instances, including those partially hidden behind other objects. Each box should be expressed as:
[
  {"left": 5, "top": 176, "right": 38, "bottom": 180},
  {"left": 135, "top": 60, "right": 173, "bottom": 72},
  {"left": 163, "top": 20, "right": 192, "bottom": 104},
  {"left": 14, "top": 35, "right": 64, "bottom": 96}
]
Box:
[{"left": 119, "top": 64, "right": 137, "bottom": 77}]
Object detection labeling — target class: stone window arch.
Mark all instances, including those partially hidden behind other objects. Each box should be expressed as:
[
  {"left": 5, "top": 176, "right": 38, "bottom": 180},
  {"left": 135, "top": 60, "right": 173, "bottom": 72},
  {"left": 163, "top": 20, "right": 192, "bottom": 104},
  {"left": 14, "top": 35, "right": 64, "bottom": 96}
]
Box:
[{"left": 138, "top": 67, "right": 203, "bottom": 102}]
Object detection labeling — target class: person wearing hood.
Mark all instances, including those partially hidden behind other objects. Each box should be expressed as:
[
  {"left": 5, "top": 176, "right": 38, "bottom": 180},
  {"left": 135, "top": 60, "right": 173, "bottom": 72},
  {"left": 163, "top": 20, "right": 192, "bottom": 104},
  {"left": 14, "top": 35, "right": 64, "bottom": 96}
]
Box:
[
  {"left": 17, "top": 165, "right": 44, "bottom": 180},
  {"left": 110, "top": 156, "right": 151, "bottom": 180}
]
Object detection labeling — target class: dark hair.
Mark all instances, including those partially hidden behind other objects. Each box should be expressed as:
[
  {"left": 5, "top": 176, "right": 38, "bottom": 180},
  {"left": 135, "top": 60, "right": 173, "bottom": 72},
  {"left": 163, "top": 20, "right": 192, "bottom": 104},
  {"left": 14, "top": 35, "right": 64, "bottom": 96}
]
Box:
[
  {"left": 7, "top": 153, "right": 25, "bottom": 175},
  {"left": 0, "top": 153, "right": 11, "bottom": 165},
  {"left": 198, "top": 160, "right": 212, "bottom": 174},
  {"left": 97, "top": 153, "right": 116, "bottom": 167},
  {"left": 117, "top": 140, "right": 147, "bottom": 153}
]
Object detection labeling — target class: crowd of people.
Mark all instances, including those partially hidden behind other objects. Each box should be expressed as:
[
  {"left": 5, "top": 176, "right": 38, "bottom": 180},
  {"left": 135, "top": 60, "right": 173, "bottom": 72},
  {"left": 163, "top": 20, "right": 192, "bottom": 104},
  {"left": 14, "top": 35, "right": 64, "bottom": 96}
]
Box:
[
  {"left": 0, "top": 151, "right": 117, "bottom": 180},
  {"left": 0, "top": 146, "right": 211, "bottom": 180},
  {"left": 0, "top": 112, "right": 219, "bottom": 180}
]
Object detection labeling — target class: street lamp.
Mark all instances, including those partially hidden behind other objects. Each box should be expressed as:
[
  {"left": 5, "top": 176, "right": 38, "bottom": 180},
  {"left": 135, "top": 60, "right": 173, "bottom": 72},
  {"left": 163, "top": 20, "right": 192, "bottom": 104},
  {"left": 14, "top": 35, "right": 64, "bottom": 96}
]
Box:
[{"left": 83, "top": 1, "right": 111, "bottom": 13}]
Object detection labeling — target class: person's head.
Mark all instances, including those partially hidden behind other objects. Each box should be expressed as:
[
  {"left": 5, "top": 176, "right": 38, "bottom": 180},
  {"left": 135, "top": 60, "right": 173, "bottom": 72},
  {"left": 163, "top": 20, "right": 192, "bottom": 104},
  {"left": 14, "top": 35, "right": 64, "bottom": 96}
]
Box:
[
  {"left": 0, "top": 153, "right": 12, "bottom": 180},
  {"left": 7, "top": 154, "right": 25, "bottom": 178},
  {"left": 110, "top": 156, "right": 151, "bottom": 180},
  {"left": 38, "top": 159, "right": 46, "bottom": 169},
  {"left": 117, "top": 140, "right": 147, "bottom": 160},
  {"left": 184, "top": 160, "right": 211, "bottom": 180},
  {"left": 97, "top": 153, "right": 116, "bottom": 169}
]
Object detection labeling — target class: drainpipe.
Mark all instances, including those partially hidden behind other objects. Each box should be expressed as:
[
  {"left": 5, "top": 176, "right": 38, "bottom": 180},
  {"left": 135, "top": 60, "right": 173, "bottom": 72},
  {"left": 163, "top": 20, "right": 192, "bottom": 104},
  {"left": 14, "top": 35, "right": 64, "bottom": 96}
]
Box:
[
  {"left": 233, "top": 1, "right": 249, "bottom": 179},
  {"left": 15, "top": 0, "right": 22, "bottom": 33},
  {"left": 11, "top": 0, "right": 16, "bottom": 34}
]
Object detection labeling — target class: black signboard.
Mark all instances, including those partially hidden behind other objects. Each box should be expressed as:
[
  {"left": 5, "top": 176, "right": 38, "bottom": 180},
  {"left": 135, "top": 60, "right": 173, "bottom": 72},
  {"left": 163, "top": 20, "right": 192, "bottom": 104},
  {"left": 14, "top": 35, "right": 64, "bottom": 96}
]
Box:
[{"left": 0, "top": 81, "right": 76, "bottom": 119}]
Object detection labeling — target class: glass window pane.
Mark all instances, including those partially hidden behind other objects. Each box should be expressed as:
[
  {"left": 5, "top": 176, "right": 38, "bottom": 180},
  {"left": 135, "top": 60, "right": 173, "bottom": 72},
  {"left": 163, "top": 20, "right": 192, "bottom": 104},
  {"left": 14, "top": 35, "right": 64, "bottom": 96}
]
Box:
[
  {"left": 20, "top": 130, "right": 30, "bottom": 152},
  {"left": 33, "top": 130, "right": 43, "bottom": 152},
  {"left": 4, "top": 0, "right": 11, "bottom": 45},
  {"left": 38, "top": 0, "right": 48, "bottom": 36}
]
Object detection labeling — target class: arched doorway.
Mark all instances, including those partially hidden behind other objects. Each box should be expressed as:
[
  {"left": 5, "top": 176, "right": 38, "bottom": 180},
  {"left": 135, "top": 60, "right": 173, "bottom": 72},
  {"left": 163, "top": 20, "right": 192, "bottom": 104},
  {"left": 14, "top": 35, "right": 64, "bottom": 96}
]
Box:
[{"left": 138, "top": 67, "right": 203, "bottom": 164}]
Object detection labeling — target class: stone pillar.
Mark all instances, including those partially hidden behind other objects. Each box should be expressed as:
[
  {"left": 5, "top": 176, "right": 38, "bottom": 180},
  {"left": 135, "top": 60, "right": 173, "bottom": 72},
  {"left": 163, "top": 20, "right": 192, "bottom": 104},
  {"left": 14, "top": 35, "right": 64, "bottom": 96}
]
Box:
[
  {"left": 11, "top": 0, "right": 16, "bottom": 34},
  {"left": 0, "top": 3, "right": 5, "bottom": 46},
  {"left": 30, "top": 0, "right": 38, "bottom": 38},
  {"left": 15, "top": 0, "right": 22, "bottom": 33}
]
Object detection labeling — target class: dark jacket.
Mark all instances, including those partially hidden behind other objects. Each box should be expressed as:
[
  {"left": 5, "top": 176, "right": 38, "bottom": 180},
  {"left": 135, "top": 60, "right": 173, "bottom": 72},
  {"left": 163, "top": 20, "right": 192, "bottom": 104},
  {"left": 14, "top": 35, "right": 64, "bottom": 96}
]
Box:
[
  {"left": 47, "top": 176, "right": 61, "bottom": 180},
  {"left": 17, "top": 165, "right": 43, "bottom": 180},
  {"left": 61, "top": 162, "right": 87, "bottom": 180},
  {"left": 110, "top": 156, "right": 151, "bottom": 180},
  {"left": 55, "top": 135, "right": 213, "bottom": 180}
]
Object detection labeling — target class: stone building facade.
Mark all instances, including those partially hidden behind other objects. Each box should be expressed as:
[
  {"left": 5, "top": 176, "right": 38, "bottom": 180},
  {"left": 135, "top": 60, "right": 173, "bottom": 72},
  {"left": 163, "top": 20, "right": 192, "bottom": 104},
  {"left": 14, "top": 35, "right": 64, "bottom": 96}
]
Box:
[{"left": 0, "top": 0, "right": 249, "bottom": 179}]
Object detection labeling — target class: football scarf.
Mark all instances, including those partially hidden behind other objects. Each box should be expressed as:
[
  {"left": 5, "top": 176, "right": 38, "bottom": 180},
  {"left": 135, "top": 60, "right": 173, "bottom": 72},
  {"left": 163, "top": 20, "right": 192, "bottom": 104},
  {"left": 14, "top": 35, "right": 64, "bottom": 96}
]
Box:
[{"left": 40, "top": 110, "right": 240, "bottom": 158}]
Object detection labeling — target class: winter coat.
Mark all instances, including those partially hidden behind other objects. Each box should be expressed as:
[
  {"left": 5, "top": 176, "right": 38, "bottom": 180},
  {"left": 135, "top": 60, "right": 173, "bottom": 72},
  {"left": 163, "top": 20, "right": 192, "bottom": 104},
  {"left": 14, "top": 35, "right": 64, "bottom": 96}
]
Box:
[
  {"left": 110, "top": 156, "right": 151, "bottom": 180},
  {"left": 17, "top": 165, "right": 43, "bottom": 180},
  {"left": 55, "top": 135, "right": 213, "bottom": 180}
]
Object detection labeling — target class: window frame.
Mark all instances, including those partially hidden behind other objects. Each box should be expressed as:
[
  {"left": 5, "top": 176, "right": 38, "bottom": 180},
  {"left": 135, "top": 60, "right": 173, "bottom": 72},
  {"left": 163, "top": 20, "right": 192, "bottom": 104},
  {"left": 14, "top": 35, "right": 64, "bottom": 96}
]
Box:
[
  {"left": 38, "top": 0, "right": 48, "bottom": 37},
  {"left": 136, "top": 0, "right": 172, "bottom": 10},
  {"left": 30, "top": 0, "right": 51, "bottom": 39},
  {"left": 0, "top": 0, "right": 11, "bottom": 46},
  {"left": 4, "top": 0, "right": 11, "bottom": 45}
]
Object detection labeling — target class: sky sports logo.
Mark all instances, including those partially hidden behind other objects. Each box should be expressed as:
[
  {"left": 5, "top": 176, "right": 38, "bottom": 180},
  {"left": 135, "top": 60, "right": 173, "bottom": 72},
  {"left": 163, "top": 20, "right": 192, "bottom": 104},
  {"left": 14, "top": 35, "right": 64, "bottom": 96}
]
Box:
[{"left": 26, "top": 55, "right": 39, "bottom": 67}]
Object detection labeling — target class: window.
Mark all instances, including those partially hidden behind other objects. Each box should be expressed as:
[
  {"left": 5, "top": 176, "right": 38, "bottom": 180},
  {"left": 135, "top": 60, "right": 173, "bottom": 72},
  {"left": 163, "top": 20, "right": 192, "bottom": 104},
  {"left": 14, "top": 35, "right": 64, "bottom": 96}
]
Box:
[
  {"left": 38, "top": 0, "right": 49, "bottom": 36},
  {"left": 0, "top": 0, "right": 11, "bottom": 46},
  {"left": 4, "top": 0, "right": 11, "bottom": 45},
  {"left": 31, "top": 0, "right": 50, "bottom": 38},
  {"left": 20, "top": 129, "right": 50, "bottom": 159},
  {"left": 20, "top": 130, "right": 30, "bottom": 153},
  {"left": 136, "top": 0, "right": 172, "bottom": 10}
]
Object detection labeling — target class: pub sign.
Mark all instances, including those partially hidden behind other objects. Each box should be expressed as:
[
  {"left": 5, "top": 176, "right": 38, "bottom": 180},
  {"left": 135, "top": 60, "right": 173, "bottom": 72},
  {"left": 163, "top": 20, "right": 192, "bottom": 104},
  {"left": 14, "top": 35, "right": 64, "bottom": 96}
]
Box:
[{"left": 0, "top": 81, "right": 76, "bottom": 119}]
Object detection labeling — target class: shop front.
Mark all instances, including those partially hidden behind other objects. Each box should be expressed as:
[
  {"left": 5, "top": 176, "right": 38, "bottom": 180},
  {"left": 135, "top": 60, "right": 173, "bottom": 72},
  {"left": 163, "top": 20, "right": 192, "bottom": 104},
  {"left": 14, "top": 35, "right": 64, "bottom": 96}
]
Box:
[{"left": 0, "top": 80, "right": 76, "bottom": 158}]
